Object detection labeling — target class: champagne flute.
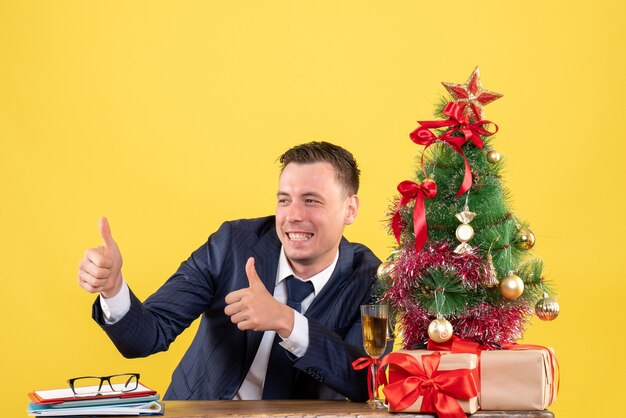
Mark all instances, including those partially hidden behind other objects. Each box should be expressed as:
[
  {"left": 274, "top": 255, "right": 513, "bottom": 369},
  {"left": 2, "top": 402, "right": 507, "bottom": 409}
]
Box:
[{"left": 360, "top": 304, "right": 388, "bottom": 409}]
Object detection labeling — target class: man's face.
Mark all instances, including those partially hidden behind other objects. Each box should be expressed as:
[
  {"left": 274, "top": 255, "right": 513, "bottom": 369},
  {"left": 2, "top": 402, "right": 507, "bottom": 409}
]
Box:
[{"left": 275, "top": 162, "right": 359, "bottom": 279}]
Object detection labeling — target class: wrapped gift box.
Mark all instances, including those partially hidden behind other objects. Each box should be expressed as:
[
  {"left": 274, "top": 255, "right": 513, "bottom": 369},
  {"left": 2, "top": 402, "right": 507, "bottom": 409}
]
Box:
[
  {"left": 479, "top": 347, "right": 558, "bottom": 410},
  {"left": 383, "top": 350, "right": 480, "bottom": 415},
  {"left": 414, "top": 345, "right": 558, "bottom": 410}
]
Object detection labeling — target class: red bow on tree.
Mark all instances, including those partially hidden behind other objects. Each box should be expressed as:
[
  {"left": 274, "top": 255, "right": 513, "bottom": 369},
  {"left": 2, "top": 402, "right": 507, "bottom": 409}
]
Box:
[
  {"left": 410, "top": 102, "right": 498, "bottom": 197},
  {"left": 392, "top": 179, "right": 437, "bottom": 252}
]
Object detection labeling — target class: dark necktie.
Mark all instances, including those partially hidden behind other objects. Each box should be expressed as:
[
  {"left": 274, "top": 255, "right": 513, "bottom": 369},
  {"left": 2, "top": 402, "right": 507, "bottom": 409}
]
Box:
[{"left": 262, "top": 276, "right": 314, "bottom": 399}]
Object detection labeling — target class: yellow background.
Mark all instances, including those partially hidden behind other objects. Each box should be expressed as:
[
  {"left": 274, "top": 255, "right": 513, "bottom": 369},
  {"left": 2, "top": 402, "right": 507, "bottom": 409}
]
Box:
[{"left": 1, "top": 1, "right": 624, "bottom": 416}]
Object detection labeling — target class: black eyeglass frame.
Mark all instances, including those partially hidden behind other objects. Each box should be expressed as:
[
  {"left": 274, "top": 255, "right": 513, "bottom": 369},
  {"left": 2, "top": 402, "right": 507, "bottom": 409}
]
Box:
[{"left": 67, "top": 373, "right": 140, "bottom": 396}]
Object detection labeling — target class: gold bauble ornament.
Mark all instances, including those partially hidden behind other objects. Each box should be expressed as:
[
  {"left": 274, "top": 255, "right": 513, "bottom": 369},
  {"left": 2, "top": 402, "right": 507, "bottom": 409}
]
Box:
[
  {"left": 516, "top": 228, "right": 536, "bottom": 250},
  {"left": 500, "top": 272, "right": 524, "bottom": 300},
  {"left": 377, "top": 261, "right": 395, "bottom": 279},
  {"left": 535, "top": 296, "right": 560, "bottom": 321},
  {"left": 427, "top": 317, "right": 453, "bottom": 343},
  {"left": 487, "top": 149, "right": 501, "bottom": 163}
]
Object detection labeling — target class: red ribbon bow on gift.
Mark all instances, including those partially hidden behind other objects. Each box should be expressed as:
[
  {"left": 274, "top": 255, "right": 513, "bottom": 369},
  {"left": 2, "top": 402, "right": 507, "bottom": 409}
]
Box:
[
  {"left": 410, "top": 102, "right": 498, "bottom": 197},
  {"left": 391, "top": 179, "right": 437, "bottom": 252},
  {"left": 377, "top": 352, "right": 478, "bottom": 418},
  {"left": 351, "top": 357, "right": 381, "bottom": 401}
]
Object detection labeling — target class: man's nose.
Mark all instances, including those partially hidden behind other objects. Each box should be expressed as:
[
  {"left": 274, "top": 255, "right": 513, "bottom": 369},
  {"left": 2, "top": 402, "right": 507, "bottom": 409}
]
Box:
[{"left": 286, "top": 202, "right": 304, "bottom": 222}]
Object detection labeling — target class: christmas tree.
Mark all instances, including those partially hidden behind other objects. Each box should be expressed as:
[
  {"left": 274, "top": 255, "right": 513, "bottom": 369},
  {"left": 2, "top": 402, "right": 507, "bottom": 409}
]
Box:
[{"left": 379, "top": 67, "right": 559, "bottom": 349}]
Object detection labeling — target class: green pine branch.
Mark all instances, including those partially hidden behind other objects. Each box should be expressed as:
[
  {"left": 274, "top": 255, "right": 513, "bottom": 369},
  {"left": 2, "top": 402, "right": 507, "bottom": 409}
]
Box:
[{"left": 410, "top": 266, "right": 484, "bottom": 317}]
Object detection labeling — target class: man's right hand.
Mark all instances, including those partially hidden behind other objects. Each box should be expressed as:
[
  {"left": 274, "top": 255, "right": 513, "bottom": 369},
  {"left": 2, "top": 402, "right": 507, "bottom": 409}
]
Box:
[{"left": 78, "top": 217, "right": 124, "bottom": 298}]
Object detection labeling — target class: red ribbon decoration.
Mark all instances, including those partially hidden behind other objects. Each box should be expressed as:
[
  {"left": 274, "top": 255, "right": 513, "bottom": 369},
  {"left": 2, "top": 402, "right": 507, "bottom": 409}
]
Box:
[
  {"left": 427, "top": 336, "right": 486, "bottom": 389},
  {"left": 351, "top": 357, "right": 380, "bottom": 401},
  {"left": 427, "top": 335, "right": 487, "bottom": 355},
  {"left": 377, "top": 352, "right": 478, "bottom": 418},
  {"left": 391, "top": 179, "right": 437, "bottom": 252},
  {"left": 410, "top": 102, "right": 498, "bottom": 197}
]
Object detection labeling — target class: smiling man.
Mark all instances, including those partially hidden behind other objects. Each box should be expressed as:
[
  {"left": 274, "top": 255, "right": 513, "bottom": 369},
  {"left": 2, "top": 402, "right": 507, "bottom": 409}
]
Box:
[{"left": 78, "top": 141, "right": 383, "bottom": 401}]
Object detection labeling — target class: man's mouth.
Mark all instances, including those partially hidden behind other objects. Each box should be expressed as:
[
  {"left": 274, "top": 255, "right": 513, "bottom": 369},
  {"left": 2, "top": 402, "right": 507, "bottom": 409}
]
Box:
[{"left": 287, "top": 232, "right": 314, "bottom": 241}]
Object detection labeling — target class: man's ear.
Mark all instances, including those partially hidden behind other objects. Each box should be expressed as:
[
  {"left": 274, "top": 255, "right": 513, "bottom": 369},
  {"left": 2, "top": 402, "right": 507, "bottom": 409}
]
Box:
[{"left": 344, "top": 195, "right": 359, "bottom": 225}]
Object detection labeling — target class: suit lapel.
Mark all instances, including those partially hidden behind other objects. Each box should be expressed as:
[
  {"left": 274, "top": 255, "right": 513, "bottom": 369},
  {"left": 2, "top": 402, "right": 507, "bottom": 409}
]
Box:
[
  {"left": 305, "top": 237, "right": 354, "bottom": 324},
  {"left": 241, "top": 226, "right": 281, "bottom": 378},
  {"left": 250, "top": 229, "right": 281, "bottom": 295}
]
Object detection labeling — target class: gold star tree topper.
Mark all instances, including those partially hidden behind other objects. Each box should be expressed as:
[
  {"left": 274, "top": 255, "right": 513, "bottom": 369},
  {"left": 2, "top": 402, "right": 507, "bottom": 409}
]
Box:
[{"left": 442, "top": 66, "right": 503, "bottom": 122}]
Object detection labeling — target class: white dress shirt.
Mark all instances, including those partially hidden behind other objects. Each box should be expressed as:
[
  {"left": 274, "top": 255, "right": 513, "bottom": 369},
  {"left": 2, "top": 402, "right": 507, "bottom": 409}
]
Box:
[{"left": 99, "top": 246, "right": 338, "bottom": 400}]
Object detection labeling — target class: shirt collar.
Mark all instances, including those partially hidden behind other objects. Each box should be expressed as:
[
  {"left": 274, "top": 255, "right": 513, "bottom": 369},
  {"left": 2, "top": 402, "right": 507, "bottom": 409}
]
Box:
[{"left": 276, "top": 247, "right": 339, "bottom": 296}]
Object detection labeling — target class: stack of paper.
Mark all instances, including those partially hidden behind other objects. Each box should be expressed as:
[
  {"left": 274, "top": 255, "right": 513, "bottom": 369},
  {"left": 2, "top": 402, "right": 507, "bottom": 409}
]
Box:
[{"left": 27, "top": 383, "right": 163, "bottom": 416}]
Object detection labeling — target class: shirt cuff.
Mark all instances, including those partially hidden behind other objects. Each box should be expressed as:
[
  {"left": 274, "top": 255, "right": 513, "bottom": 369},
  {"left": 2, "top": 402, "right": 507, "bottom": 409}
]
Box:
[
  {"left": 278, "top": 310, "right": 309, "bottom": 357},
  {"left": 99, "top": 278, "right": 131, "bottom": 325}
]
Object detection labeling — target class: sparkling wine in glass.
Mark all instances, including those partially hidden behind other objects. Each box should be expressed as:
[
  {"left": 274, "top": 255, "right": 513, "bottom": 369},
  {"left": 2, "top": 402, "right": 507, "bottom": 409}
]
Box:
[{"left": 360, "top": 304, "right": 388, "bottom": 409}]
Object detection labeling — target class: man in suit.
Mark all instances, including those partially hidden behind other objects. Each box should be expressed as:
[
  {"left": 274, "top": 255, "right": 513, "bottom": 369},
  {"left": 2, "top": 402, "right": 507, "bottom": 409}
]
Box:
[{"left": 77, "top": 141, "right": 382, "bottom": 401}]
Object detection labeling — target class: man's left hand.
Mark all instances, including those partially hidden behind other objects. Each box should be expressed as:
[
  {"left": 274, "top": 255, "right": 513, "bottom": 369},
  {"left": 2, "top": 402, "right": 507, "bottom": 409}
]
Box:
[{"left": 224, "top": 257, "right": 295, "bottom": 338}]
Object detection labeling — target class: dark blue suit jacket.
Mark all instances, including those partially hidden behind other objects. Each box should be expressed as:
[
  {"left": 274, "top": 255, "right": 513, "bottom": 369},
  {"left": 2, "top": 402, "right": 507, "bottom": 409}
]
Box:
[{"left": 92, "top": 216, "right": 381, "bottom": 401}]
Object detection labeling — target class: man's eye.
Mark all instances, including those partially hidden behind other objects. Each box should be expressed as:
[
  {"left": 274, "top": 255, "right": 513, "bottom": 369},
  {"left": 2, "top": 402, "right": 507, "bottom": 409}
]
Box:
[
  {"left": 305, "top": 199, "right": 320, "bottom": 204},
  {"left": 278, "top": 199, "right": 289, "bottom": 204}
]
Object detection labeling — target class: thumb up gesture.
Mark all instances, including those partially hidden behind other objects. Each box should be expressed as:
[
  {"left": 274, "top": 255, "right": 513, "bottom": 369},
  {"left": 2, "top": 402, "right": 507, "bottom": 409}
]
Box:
[
  {"left": 78, "top": 217, "right": 124, "bottom": 298},
  {"left": 224, "top": 257, "right": 295, "bottom": 337}
]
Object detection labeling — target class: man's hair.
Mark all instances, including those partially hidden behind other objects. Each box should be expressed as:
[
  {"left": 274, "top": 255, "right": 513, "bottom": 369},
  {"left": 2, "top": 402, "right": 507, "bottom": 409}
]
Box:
[{"left": 278, "top": 141, "right": 360, "bottom": 195}]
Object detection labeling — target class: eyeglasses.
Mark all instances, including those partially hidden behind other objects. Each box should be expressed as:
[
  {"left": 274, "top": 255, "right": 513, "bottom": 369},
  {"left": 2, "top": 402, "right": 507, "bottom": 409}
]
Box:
[{"left": 68, "top": 373, "right": 140, "bottom": 396}]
